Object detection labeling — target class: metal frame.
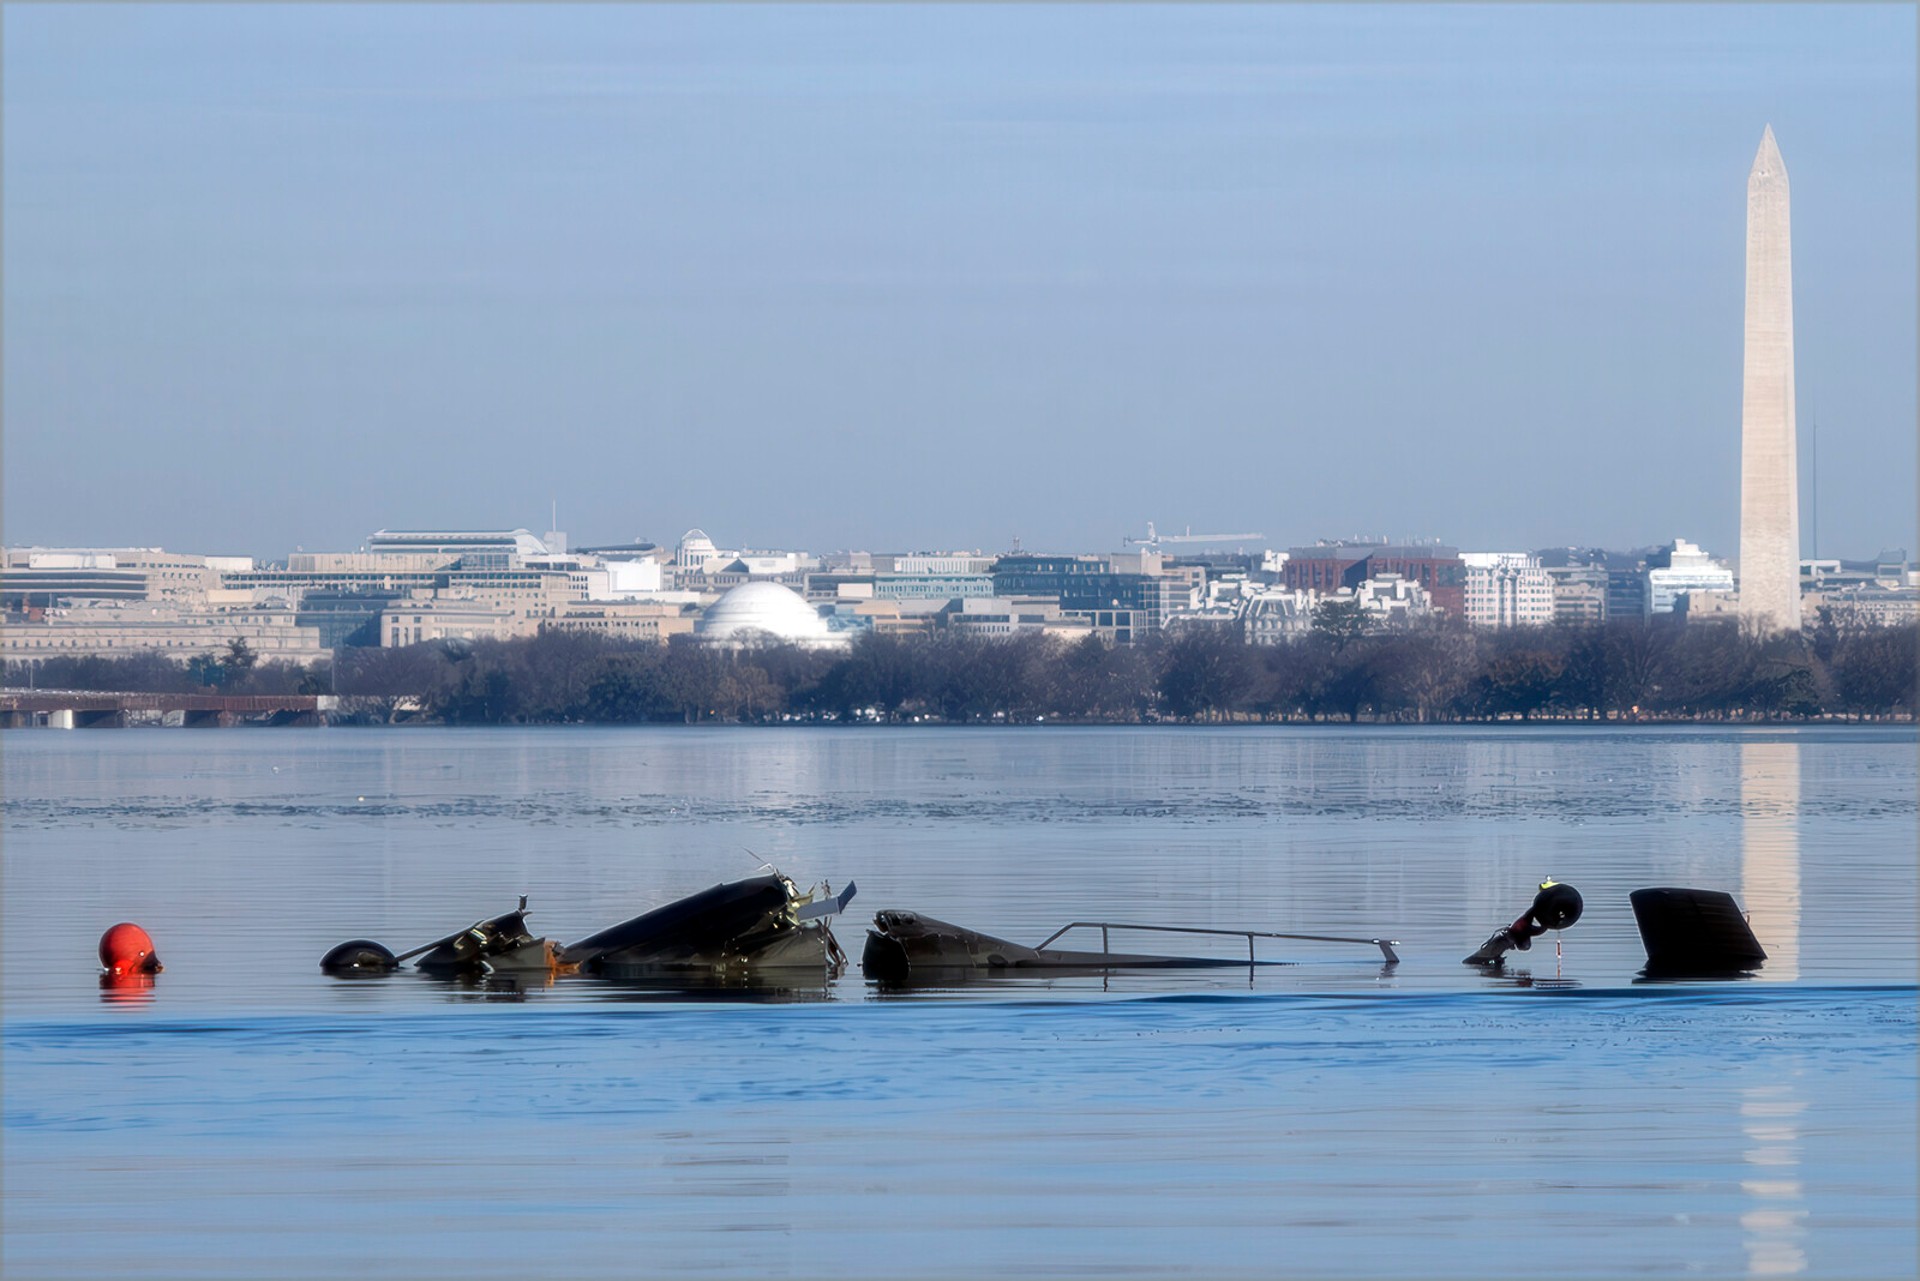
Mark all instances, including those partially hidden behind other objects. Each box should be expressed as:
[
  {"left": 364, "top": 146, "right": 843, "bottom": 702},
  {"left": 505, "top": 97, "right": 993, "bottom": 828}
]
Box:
[{"left": 1035, "top": 921, "right": 1400, "bottom": 965}]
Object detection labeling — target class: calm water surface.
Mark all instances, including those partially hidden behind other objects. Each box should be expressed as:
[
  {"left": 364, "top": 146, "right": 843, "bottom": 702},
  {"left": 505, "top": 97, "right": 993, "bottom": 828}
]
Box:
[{"left": 4, "top": 726, "right": 1914, "bottom": 1278}]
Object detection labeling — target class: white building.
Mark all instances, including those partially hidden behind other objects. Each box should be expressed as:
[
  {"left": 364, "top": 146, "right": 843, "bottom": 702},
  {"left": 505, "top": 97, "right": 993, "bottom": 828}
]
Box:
[
  {"left": 885, "top": 553, "right": 997, "bottom": 576},
  {"left": 695, "top": 582, "right": 844, "bottom": 648},
  {"left": 569, "top": 558, "right": 666, "bottom": 600},
  {"left": 1461, "top": 553, "right": 1555, "bottom": 629},
  {"left": 1649, "top": 538, "right": 1736, "bottom": 616},
  {"left": 944, "top": 596, "right": 1090, "bottom": 641},
  {"left": 1240, "top": 589, "right": 1315, "bottom": 646},
  {"left": 380, "top": 599, "right": 518, "bottom": 647},
  {"left": 367, "top": 529, "right": 552, "bottom": 562},
  {"left": 675, "top": 528, "right": 721, "bottom": 571},
  {"left": 672, "top": 529, "right": 819, "bottom": 589},
  {"left": 1333, "top": 574, "right": 1431, "bottom": 624}
]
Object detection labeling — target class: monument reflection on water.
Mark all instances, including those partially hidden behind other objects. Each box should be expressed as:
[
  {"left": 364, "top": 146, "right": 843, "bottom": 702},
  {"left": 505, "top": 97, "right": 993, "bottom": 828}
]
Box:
[
  {"left": 1741, "top": 738, "right": 1801, "bottom": 983},
  {"left": 1739, "top": 738, "right": 1806, "bottom": 1276}
]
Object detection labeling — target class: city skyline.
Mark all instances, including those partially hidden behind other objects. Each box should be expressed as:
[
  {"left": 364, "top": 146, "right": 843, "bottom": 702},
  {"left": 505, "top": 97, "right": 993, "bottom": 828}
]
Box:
[
  {"left": 4, "top": 6, "right": 1914, "bottom": 559},
  {"left": 5, "top": 515, "right": 1909, "bottom": 570}
]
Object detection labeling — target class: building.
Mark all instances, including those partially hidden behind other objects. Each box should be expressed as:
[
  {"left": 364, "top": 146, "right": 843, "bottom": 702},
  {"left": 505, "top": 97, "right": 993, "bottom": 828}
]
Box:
[
  {"left": 1066, "top": 608, "right": 1145, "bottom": 646},
  {"left": 674, "top": 529, "right": 722, "bottom": 572},
  {"left": 989, "top": 552, "right": 1191, "bottom": 637},
  {"left": 1461, "top": 553, "right": 1555, "bottom": 629},
  {"left": 879, "top": 553, "right": 997, "bottom": 576},
  {"left": 296, "top": 590, "right": 402, "bottom": 647},
  {"left": 803, "top": 572, "right": 876, "bottom": 604},
  {"left": 1806, "top": 585, "right": 1920, "bottom": 629},
  {"left": 222, "top": 525, "right": 595, "bottom": 625},
  {"left": 1165, "top": 553, "right": 1266, "bottom": 591},
  {"left": 1543, "top": 564, "right": 1610, "bottom": 624},
  {"left": 815, "top": 552, "right": 1002, "bottom": 604},
  {"left": 1675, "top": 591, "right": 1742, "bottom": 624},
  {"left": 574, "top": 558, "right": 665, "bottom": 599},
  {"left": 1240, "top": 590, "right": 1315, "bottom": 646},
  {"left": 943, "top": 596, "right": 1092, "bottom": 641},
  {"left": 1647, "top": 538, "right": 1736, "bottom": 616},
  {"left": 669, "top": 529, "right": 816, "bottom": 592},
  {"left": 288, "top": 551, "right": 459, "bottom": 574},
  {"left": 1282, "top": 542, "right": 1466, "bottom": 616},
  {"left": 573, "top": 540, "right": 666, "bottom": 562},
  {"left": 2, "top": 546, "right": 223, "bottom": 608},
  {"left": 380, "top": 598, "right": 518, "bottom": 647},
  {"left": 540, "top": 603, "right": 698, "bottom": 645},
  {"left": 367, "top": 529, "right": 552, "bottom": 566},
  {"left": 1340, "top": 574, "right": 1432, "bottom": 624},
  {"left": 1164, "top": 604, "right": 1241, "bottom": 634},
  {"left": 224, "top": 560, "right": 580, "bottom": 620},
  {"left": 1801, "top": 550, "right": 1911, "bottom": 595},
  {"left": 1738, "top": 127, "right": 1802, "bottom": 633},
  {"left": 3, "top": 602, "right": 327, "bottom": 665},
  {"left": 874, "top": 572, "right": 995, "bottom": 602},
  {"left": 699, "top": 556, "right": 810, "bottom": 589},
  {"left": 1607, "top": 566, "right": 1650, "bottom": 621},
  {"left": 2, "top": 552, "right": 150, "bottom": 607},
  {"left": 825, "top": 598, "right": 938, "bottom": 637},
  {"left": 695, "top": 582, "right": 843, "bottom": 648}
]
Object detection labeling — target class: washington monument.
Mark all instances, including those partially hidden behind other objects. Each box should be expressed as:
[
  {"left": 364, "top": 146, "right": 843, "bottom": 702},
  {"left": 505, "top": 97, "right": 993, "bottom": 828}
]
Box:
[{"left": 1738, "top": 125, "right": 1801, "bottom": 633}]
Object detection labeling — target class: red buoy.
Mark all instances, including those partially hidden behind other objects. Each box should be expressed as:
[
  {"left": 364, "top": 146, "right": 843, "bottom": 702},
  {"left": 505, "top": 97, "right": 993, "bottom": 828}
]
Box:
[{"left": 99, "top": 922, "right": 162, "bottom": 977}]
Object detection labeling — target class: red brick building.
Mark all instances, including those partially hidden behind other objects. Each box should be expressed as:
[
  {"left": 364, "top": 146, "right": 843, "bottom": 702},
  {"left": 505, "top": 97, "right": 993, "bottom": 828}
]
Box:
[{"left": 1283, "top": 543, "right": 1467, "bottom": 616}]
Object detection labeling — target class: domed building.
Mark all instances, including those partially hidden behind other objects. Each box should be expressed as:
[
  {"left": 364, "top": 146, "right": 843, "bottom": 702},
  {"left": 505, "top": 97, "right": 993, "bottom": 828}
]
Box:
[
  {"left": 695, "top": 582, "right": 844, "bottom": 648},
  {"left": 676, "top": 528, "right": 720, "bottom": 570}
]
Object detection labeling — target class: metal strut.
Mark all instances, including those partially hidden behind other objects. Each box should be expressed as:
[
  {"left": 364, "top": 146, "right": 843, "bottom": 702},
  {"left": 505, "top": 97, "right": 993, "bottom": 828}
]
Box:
[{"left": 1035, "top": 921, "right": 1400, "bottom": 965}]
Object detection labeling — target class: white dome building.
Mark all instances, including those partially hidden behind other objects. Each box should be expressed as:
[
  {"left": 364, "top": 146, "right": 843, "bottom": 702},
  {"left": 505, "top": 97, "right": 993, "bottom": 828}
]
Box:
[
  {"left": 676, "top": 528, "right": 719, "bottom": 570},
  {"left": 696, "top": 582, "right": 842, "bottom": 647}
]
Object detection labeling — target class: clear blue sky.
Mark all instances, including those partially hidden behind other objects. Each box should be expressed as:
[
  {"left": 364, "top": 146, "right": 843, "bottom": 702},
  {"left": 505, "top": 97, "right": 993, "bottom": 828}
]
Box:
[{"left": 4, "top": 4, "right": 1914, "bottom": 561}]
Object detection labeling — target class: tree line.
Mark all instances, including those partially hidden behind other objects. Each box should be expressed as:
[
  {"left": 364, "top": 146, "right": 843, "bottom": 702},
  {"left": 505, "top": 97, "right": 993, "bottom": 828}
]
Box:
[{"left": 12, "top": 609, "right": 1914, "bottom": 724}]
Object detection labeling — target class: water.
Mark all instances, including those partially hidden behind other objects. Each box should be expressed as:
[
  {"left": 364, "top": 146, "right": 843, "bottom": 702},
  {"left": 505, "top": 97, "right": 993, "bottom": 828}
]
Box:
[{"left": 4, "top": 726, "right": 1915, "bottom": 1277}]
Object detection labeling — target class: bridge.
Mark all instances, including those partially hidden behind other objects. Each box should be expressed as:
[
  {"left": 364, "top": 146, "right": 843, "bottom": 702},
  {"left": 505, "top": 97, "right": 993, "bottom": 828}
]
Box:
[{"left": 0, "top": 690, "right": 337, "bottom": 729}]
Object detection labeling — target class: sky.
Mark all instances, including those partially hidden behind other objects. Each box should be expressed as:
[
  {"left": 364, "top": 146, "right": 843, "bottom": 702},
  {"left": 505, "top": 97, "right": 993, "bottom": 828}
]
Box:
[{"left": 3, "top": 4, "right": 1914, "bottom": 562}]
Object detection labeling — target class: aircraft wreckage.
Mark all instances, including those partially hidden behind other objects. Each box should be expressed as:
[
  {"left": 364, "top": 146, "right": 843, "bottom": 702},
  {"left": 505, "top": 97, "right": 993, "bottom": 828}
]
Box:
[
  {"left": 315, "top": 868, "right": 1772, "bottom": 989},
  {"left": 862, "top": 910, "right": 1398, "bottom": 982},
  {"left": 320, "top": 871, "right": 857, "bottom": 982},
  {"left": 318, "top": 870, "right": 1397, "bottom": 987}
]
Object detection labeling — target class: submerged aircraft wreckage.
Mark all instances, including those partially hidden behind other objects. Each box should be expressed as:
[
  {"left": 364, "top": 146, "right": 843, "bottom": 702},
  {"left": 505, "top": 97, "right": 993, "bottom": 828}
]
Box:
[
  {"left": 308, "top": 866, "right": 1774, "bottom": 990},
  {"left": 862, "top": 910, "right": 1397, "bottom": 981},
  {"left": 320, "top": 870, "right": 857, "bottom": 981}
]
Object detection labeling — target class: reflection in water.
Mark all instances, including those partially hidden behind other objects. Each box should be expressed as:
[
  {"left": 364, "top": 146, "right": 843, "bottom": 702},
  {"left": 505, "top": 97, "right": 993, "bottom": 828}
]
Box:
[
  {"left": 1741, "top": 741, "right": 1800, "bottom": 982},
  {"left": 323, "top": 967, "right": 843, "bottom": 1005},
  {"left": 1741, "top": 1084, "right": 1808, "bottom": 1276},
  {"left": 97, "top": 972, "right": 156, "bottom": 1005}
]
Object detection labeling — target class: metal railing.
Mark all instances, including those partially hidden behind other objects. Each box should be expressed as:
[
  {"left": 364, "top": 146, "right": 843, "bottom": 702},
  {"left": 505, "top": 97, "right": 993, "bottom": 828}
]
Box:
[{"left": 1035, "top": 921, "right": 1400, "bottom": 966}]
